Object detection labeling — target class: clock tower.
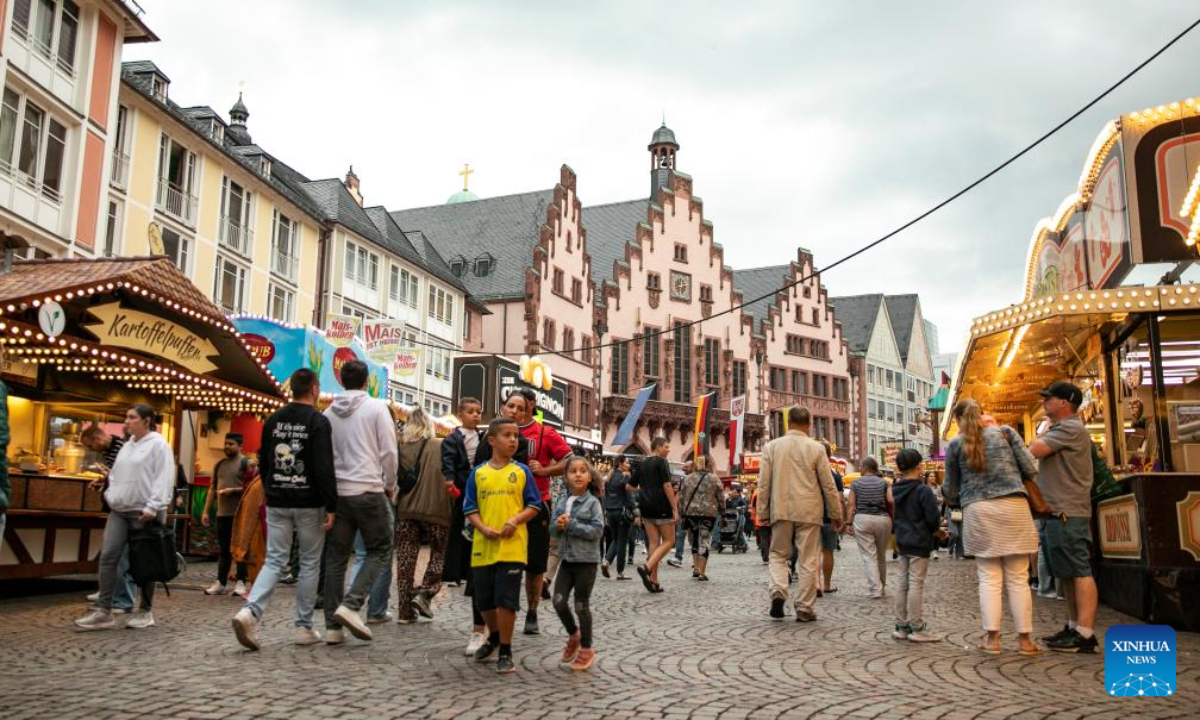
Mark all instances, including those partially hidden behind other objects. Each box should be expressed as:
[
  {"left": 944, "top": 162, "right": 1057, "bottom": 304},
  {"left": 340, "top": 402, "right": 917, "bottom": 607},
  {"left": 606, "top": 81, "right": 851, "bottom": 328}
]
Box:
[{"left": 649, "top": 122, "right": 679, "bottom": 201}]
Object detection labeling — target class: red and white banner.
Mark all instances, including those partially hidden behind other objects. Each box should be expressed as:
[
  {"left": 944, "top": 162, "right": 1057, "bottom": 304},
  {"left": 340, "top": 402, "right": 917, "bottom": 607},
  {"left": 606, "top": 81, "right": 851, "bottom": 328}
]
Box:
[{"left": 729, "top": 395, "right": 746, "bottom": 470}]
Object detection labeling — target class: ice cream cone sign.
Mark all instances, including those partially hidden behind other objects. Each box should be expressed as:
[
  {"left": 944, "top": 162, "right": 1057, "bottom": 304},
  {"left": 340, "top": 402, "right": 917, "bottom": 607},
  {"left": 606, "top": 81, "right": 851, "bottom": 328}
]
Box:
[{"left": 519, "top": 354, "right": 553, "bottom": 391}]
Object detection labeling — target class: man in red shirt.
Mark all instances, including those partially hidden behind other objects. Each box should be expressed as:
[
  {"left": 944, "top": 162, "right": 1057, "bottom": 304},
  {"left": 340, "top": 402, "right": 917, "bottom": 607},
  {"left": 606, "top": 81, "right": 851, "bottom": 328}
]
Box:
[{"left": 509, "top": 388, "right": 571, "bottom": 635}]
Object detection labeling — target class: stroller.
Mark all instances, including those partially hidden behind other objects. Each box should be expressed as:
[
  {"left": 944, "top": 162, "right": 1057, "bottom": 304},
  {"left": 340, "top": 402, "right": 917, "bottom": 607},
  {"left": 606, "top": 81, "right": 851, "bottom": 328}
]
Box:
[{"left": 714, "top": 507, "right": 749, "bottom": 553}]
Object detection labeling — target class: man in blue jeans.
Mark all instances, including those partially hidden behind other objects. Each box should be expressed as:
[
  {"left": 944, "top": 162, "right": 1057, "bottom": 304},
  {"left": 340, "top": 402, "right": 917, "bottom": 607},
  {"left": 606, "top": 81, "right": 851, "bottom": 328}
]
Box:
[
  {"left": 232, "top": 368, "right": 338, "bottom": 650},
  {"left": 320, "top": 360, "right": 398, "bottom": 644}
]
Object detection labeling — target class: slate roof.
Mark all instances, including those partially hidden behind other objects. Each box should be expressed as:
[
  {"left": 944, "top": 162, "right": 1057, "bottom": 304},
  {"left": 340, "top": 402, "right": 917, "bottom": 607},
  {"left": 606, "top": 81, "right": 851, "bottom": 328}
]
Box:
[
  {"left": 732, "top": 265, "right": 792, "bottom": 327},
  {"left": 884, "top": 295, "right": 920, "bottom": 364},
  {"left": 390, "top": 190, "right": 553, "bottom": 302},
  {"left": 362, "top": 207, "right": 468, "bottom": 294},
  {"left": 580, "top": 199, "right": 648, "bottom": 307},
  {"left": 121, "top": 63, "right": 324, "bottom": 224},
  {"left": 828, "top": 294, "right": 885, "bottom": 354}
]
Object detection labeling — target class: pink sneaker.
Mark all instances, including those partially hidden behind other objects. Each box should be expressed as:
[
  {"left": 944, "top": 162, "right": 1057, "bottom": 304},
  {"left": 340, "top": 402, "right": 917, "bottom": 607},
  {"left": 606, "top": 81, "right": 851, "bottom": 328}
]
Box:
[
  {"left": 571, "top": 647, "right": 596, "bottom": 671},
  {"left": 559, "top": 632, "right": 581, "bottom": 665}
]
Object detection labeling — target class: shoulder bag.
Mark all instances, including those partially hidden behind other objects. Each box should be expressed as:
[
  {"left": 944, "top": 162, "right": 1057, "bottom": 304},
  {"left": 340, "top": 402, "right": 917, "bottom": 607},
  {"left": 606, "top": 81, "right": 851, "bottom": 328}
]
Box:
[
  {"left": 128, "top": 521, "right": 181, "bottom": 587},
  {"left": 1001, "top": 427, "right": 1051, "bottom": 516}
]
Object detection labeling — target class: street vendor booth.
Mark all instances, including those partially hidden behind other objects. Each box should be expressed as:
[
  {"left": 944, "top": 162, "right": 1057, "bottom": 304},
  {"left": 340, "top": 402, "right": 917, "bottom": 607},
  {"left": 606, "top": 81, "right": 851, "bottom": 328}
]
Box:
[
  {"left": 0, "top": 257, "right": 284, "bottom": 579},
  {"left": 947, "top": 97, "right": 1200, "bottom": 630}
]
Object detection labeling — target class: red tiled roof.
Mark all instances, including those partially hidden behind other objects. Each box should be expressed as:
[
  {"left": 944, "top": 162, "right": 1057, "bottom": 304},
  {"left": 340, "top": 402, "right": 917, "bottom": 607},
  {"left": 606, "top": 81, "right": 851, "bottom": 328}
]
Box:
[{"left": 0, "top": 256, "right": 226, "bottom": 321}]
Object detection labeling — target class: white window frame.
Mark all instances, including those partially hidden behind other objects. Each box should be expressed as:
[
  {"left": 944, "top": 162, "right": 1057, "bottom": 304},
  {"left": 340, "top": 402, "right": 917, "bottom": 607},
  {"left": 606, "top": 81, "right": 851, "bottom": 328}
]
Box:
[
  {"left": 11, "top": 0, "right": 79, "bottom": 78},
  {"left": 0, "top": 85, "right": 68, "bottom": 203},
  {"left": 425, "top": 345, "right": 451, "bottom": 382},
  {"left": 343, "top": 240, "right": 379, "bottom": 290},
  {"left": 218, "top": 176, "right": 253, "bottom": 257},
  {"left": 213, "top": 253, "right": 248, "bottom": 314},
  {"left": 159, "top": 224, "right": 191, "bottom": 273},
  {"left": 103, "top": 199, "right": 122, "bottom": 257},
  {"left": 427, "top": 285, "right": 454, "bottom": 325},
  {"left": 389, "top": 265, "right": 419, "bottom": 308},
  {"left": 155, "top": 133, "right": 198, "bottom": 226},
  {"left": 270, "top": 210, "right": 299, "bottom": 282},
  {"left": 267, "top": 282, "right": 295, "bottom": 324}
]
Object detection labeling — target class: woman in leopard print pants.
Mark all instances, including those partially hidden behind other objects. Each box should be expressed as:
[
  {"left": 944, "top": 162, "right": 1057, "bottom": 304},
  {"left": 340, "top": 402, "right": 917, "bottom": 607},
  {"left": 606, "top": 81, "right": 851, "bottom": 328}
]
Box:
[{"left": 393, "top": 409, "right": 452, "bottom": 624}]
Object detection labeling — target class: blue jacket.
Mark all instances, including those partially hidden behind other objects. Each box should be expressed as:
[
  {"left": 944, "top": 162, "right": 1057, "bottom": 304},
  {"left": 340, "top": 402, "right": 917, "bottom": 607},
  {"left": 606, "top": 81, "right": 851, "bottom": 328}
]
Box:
[
  {"left": 943, "top": 425, "right": 1034, "bottom": 509},
  {"left": 891, "top": 479, "right": 941, "bottom": 556},
  {"left": 550, "top": 491, "right": 604, "bottom": 564}
]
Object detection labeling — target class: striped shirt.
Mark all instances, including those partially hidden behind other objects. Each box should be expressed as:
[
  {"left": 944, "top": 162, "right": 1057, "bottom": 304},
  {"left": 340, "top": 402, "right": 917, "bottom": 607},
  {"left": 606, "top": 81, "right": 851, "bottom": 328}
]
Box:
[{"left": 851, "top": 475, "right": 889, "bottom": 516}]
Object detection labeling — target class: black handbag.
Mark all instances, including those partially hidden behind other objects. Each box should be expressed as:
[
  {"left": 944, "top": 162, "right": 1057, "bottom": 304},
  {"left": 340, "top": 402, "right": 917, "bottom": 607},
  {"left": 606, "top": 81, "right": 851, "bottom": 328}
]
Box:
[{"left": 128, "top": 521, "right": 180, "bottom": 586}]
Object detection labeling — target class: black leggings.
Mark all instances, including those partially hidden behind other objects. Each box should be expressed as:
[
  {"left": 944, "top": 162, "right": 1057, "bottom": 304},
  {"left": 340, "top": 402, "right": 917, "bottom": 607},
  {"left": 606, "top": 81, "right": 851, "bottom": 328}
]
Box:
[
  {"left": 216, "top": 515, "right": 247, "bottom": 584},
  {"left": 604, "top": 512, "right": 631, "bottom": 573},
  {"left": 553, "top": 561, "right": 597, "bottom": 647}
]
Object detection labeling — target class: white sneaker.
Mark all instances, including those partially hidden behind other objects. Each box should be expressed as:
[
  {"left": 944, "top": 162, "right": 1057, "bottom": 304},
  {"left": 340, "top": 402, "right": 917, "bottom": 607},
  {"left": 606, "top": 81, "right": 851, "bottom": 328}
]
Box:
[
  {"left": 366, "top": 611, "right": 394, "bottom": 625},
  {"left": 325, "top": 628, "right": 345, "bottom": 645},
  {"left": 204, "top": 582, "right": 227, "bottom": 596},
  {"left": 233, "top": 580, "right": 248, "bottom": 597},
  {"left": 74, "top": 609, "right": 115, "bottom": 631},
  {"left": 86, "top": 591, "right": 100, "bottom": 602},
  {"left": 465, "top": 631, "right": 487, "bottom": 656},
  {"left": 294, "top": 627, "right": 322, "bottom": 646},
  {"left": 333, "top": 604, "right": 373, "bottom": 641},
  {"left": 126, "top": 610, "right": 155, "bottom": 629},
  {"left": 232, "top": 608, "right": 260, "bottom": 650}
]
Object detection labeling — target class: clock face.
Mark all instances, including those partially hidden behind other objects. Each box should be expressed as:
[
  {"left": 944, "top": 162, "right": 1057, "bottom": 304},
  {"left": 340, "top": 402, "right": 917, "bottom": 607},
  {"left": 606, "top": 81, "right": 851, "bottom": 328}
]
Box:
[{"left": 670, "top": 271, "right": 691, "bottom": 301}]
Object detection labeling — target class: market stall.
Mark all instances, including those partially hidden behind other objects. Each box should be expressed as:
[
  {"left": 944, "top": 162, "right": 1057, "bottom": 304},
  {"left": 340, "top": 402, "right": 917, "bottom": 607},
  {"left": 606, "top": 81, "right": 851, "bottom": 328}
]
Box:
[
  {"left": 946, "top": 97, "right": 1200, "bottom": 630},
  {"left": 0, "top": 257, "right": 284, "bottom": 580}
]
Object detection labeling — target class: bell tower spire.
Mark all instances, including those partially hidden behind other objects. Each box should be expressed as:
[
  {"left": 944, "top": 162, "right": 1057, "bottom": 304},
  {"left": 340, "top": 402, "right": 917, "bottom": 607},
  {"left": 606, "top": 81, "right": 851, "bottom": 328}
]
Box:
[{"left": 648, "top": 121, "right": 679, "bottom": 200}]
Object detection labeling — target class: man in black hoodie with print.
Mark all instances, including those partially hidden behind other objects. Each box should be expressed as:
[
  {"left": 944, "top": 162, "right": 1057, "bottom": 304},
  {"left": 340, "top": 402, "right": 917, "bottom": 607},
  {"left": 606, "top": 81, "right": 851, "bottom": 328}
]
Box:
[{"left": 232, "top": 368, "right": 337, "bottom": 650}]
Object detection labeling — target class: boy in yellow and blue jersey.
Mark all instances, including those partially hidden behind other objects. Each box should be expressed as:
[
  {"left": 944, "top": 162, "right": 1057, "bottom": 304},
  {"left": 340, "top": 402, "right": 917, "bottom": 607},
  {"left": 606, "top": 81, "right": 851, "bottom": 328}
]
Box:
[{"left": 463, "top": 416, "right": 541, "bottom": 674}]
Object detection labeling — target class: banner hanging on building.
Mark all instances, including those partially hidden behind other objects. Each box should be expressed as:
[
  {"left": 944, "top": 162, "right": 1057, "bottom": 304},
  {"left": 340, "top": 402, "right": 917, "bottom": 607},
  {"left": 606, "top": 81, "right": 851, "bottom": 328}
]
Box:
[
  {"left": 729, "top": 395, "right": 746, "bottom": 470},
  {"left": 323, "top": 314, "right": 361, "bottom": 348},
  {"left": 361, "top": 319, "right": 406, "bottom": 364},
  {"left": 393, "top": 348, "right": 421, "bottom": 381},
  {"left": 611, "top": 384, "right": 656, "bottom": 448},
  {"left": 693, "top": 392, "right": 715, "bottom": 461}
]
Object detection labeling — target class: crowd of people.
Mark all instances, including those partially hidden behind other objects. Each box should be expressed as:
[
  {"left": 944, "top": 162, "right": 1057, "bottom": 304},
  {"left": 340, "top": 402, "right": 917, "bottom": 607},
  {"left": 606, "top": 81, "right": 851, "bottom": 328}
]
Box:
[{"left": 67, "top": 364, "right": 1103, "bottom": 672}]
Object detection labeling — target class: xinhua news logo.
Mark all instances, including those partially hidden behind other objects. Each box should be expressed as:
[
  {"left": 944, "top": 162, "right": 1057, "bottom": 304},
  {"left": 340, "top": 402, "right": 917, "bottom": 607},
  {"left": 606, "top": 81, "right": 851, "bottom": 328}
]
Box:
[{"left": 1104, "top": 625, "right": 1176, "bottom": 697}]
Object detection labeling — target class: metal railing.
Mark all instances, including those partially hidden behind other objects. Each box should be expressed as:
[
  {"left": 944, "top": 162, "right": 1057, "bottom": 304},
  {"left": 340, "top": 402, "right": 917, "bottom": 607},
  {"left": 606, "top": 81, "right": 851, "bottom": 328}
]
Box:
[
  {"left": 219, "top": 215, "right": 253, "bottom": 257},
  {"left": 270, "top": 247, "right": 298, "bottom": 281},
  {"left": 110, "top": 150, "right": 130, "bottom": 190},
  {"left": 155, "top": 178, "right": 197, "bottom": 227}
]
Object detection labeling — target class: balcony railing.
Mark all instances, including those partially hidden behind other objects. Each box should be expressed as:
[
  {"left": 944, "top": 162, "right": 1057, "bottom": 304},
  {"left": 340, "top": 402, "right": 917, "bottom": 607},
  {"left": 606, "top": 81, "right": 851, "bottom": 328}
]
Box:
[
  {"left": 270, "top": 247, "right": 298, "bottom": 282},
  {"left": 155, "top": 177, "right": 198, "bottom": 227},
  {"left": 219, "top": 215, "right": 253, "bottom": 257},
  {"left": 110, "top": 150, "right": 130, "bottom": 190},
  {"left": 766, "top": 390, "right": 850, "bottom": 415}
]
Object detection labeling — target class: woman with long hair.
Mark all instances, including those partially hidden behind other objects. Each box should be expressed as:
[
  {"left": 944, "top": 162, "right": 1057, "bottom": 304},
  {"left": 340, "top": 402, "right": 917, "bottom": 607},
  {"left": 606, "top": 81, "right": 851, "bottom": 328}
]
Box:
[
  {"left": 393, "top": 408, "right": 451, "bottom": 624},
  {"left": 75, "top": 405, "right": 174, "bottom": 630},
  {"left": 943, "top": 399, "right": 1041, "bottom": 656}
]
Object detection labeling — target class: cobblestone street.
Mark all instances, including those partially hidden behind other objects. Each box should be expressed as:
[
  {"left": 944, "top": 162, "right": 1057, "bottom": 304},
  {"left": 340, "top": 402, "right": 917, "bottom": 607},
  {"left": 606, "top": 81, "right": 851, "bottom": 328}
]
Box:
[{"left": 1, "top": 543, "right": 1195, "bottom": 720}]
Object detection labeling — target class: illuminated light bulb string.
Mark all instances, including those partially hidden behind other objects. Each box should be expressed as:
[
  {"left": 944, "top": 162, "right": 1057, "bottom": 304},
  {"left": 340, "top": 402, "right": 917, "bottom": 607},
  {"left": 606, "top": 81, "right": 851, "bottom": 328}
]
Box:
[{"left": 337, "top": 16, "right": 1200, "bottom": 367}]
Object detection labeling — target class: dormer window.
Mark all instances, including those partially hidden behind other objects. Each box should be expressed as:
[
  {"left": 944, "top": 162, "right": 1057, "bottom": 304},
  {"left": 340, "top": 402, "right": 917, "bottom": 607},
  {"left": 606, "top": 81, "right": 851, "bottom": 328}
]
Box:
[
  {"left": 210, "top": 120, "right": 224, "bottom": 143},
  {"left": 450, "top": 257, "right": 466, "bottom": 277},
  {"left": 473, "top": 253, "right": 494, "bottom": 277},
  {"left": 151, "top": 76, "right": 168, "bottom": 101},
  {"left": 259, "top": 156, "right": 272, "bottom": 176}
]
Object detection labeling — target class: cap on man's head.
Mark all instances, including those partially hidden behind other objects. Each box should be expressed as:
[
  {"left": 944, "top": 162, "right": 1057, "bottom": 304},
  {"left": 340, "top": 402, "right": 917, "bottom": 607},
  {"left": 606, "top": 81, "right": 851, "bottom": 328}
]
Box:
[
  {"left": 226, "top": 432, "right": 244, "bottom": 444},
  {"left": 1038, "top": 380, "right": 1083, "bottom": 408}
]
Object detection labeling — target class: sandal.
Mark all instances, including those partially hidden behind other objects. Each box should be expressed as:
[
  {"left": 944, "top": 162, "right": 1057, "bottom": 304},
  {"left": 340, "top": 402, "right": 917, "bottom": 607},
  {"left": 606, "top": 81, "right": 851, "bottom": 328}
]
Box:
[
  {"left": 1019, "top": 645, "right": 1043, "bottom": 657},
  {"left": 636, "top": 564, "right": 654, "bottom": 592},
  {"left": 976, "top": 643, "right": 1002, "bottom": 655},
  {"left": 824, "top": 586, "right": 838, "bottom": 593},
  {"left": 649, "top": 582, "right": 664, "bottom": 593},
  {"left": 696, "top": 574, "right": 709, "bottom": 582}
]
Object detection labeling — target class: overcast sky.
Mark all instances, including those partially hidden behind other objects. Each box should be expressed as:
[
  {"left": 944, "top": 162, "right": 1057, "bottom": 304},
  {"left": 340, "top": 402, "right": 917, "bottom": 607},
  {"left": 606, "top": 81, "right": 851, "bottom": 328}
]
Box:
[{"left": 125, "top": 1, "right": 1200, "bottom": 354}]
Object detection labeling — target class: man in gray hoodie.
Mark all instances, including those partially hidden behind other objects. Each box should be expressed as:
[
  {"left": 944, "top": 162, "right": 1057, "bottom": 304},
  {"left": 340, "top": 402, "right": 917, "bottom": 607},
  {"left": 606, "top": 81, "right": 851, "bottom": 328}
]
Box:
[{"left": 322, "top": 359, "right": 399, "bottom": 644}]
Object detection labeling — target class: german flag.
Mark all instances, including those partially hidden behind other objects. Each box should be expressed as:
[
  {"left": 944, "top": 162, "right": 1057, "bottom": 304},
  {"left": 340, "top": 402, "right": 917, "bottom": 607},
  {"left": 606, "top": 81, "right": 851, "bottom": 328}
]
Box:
[{"left": 693, "top": 392, "right": 716, "bottom": 461}]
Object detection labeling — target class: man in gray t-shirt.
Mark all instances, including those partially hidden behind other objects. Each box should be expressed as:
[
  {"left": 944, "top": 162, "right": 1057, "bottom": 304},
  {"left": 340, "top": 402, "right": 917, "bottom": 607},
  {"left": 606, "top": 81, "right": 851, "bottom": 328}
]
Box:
[{"left": 1029, "top": 380, "right": 1098, "bottom": 654}]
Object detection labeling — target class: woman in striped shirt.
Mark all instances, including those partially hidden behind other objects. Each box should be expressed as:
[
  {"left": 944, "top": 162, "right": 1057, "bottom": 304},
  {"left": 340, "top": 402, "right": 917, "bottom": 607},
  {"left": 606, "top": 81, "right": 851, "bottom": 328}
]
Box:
[{"left": 847, "top": 457, "right": 892, "bottom": 599}]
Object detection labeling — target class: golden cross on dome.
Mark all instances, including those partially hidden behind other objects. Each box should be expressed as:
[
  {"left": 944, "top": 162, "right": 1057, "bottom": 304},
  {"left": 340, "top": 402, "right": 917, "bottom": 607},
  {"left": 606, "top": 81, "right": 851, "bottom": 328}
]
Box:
[{"left": 458, "top": 163, "right": 474, "bottom": 192}]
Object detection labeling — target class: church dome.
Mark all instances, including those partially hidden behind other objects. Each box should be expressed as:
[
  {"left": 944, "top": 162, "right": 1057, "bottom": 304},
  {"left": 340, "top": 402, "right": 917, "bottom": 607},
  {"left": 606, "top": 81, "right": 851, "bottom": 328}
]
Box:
[
  {"left": 649, "top": 122, "right": 678, "bottom": 148},
  {"left": 446, "top": 189, "right": 480, "bottom": 204}
]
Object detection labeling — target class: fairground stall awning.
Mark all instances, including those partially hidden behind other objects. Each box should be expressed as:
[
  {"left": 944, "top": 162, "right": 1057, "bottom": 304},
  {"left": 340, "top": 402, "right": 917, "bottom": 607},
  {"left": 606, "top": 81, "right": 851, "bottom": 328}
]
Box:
[
  {"left": 0, "top": 257, "right": 284, "bottom": 413},
  {"left": 946, "top": 284, "right": 1200, "bottom": 433}
]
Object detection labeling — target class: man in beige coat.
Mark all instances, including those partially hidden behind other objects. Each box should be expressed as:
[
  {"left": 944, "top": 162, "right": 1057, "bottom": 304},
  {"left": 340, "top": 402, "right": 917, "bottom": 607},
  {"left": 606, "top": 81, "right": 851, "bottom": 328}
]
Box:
[{"left": 757, "top": 406, "right": 843, "bottom": 621}]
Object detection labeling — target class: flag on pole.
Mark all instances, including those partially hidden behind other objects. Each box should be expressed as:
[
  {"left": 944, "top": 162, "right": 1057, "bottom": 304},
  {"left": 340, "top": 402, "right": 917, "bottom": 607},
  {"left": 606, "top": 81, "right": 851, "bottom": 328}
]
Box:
[
  {"left": 611, "top": 384, "right": 656, "bottom": 448},
  {"left": 729, "top": 395, "right": 746, "bottom": 471},
  {"left": 693, "top": 392, "right": 715, "bottom": 461}
]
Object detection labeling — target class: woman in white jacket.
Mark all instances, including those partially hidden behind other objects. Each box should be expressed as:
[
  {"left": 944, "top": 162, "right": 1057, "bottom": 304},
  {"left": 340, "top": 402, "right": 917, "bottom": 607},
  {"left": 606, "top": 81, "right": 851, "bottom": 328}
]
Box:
[{"left": 75, "top": 405, "right": 175, "bottom": 631}]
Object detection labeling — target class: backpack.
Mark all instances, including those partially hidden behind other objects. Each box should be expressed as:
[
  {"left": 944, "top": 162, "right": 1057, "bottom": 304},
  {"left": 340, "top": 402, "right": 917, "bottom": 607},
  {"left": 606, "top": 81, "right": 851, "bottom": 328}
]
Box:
[
  {"left": 396, "top": 439, "right": 429, "bottom": 496},
  {"left": 128, "top": 521, "right": 181, "bottom": 588}
]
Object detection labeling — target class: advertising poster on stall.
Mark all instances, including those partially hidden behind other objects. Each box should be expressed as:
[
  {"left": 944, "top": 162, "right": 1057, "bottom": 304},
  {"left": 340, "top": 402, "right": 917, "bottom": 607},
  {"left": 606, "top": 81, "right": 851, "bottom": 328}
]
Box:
[
  {"left": 324, "top": 314, "right": 361, "bottom": 348},
  {"left": 232, "top": 317, "right": 388, "bottom": 398}
]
